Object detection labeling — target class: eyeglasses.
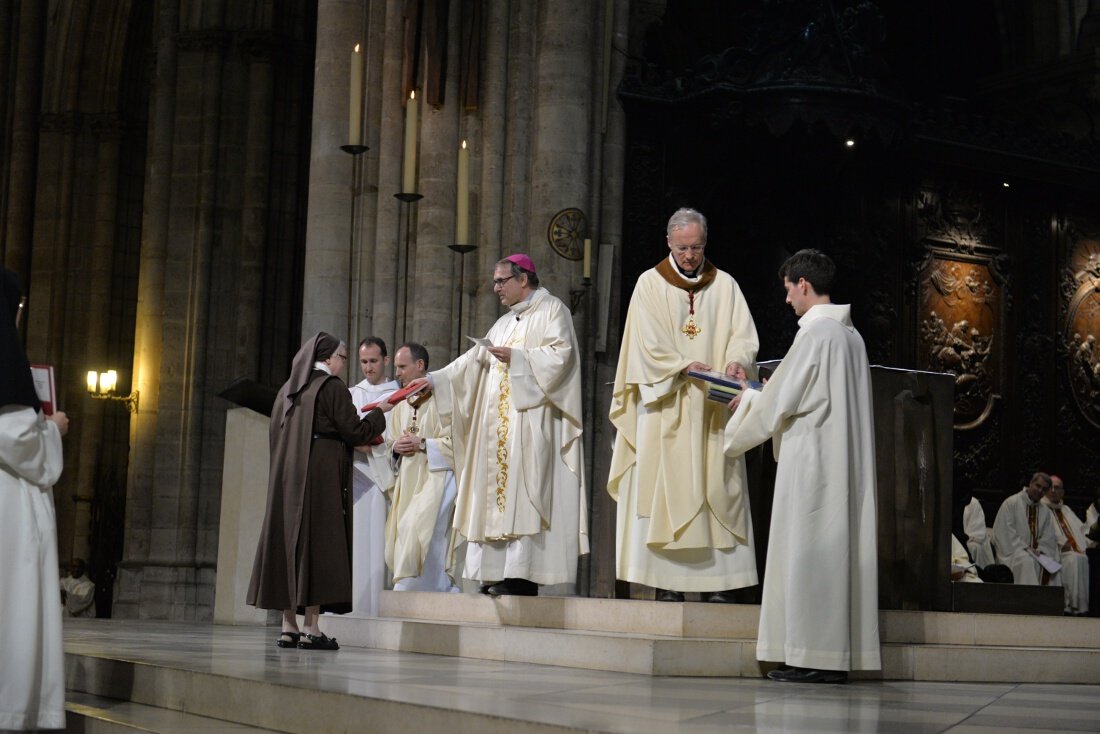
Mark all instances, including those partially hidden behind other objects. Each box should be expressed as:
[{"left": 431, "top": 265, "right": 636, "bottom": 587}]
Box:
[
  {"left": 492, "top": 276, "right": 516, "bottom": 287},
  {"left": 333, "top": 353, "right": 348, "bottom": 360}
]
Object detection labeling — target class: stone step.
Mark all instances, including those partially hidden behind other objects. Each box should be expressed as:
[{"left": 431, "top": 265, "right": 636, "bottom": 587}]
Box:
[
  {"left": 65, "top": 691, "right": 280, "bottom": 733},
  {"left": 322, "top": 612, "right": 1100, "bottom": 682},
  {"left": 64, "top": 647, "right": 604, "bottom": 734},
  {"left": 374, "top": 590, "right": 1100, "bottom": 649}
]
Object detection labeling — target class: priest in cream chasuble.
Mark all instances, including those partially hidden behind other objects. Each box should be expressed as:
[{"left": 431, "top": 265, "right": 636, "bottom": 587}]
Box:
[{"left": 608, "top": 208, "right": 760, "bottom": 594}]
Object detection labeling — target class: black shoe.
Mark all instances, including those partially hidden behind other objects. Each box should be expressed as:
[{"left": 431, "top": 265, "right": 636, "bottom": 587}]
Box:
[
  {"left": 275, "top": 631, "right": 301, "bottom": 648},
  {"left": 486, "top": 578, "right": 538, "bottom": 596},
  {"left": 655, "top": 589, "right": 685, "bottom": 602},
  {"left": 766, "top": 666, "right": 847, "bottom": 683},
  {"left": 479, "top": 583, "right": 493, "bottom": 594},
  {"left": 298, "top": 632, "right": 339, "bottom": 651},
  {"left": 706, "top": 590, "right": 738, "bottom": 603}
]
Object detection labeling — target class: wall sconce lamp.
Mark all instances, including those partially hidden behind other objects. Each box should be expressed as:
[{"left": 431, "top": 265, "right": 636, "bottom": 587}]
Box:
[{"left": 86, "top": 369, "right": 139, "bottom": 413}]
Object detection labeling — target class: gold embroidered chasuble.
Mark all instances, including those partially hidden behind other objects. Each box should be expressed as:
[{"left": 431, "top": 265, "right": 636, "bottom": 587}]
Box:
[
  {"left": 608, "top": 259, "right": 759, "bottom": 553},
  {"left": 432, "top": 288, "right": 588, "bottom": 580}
]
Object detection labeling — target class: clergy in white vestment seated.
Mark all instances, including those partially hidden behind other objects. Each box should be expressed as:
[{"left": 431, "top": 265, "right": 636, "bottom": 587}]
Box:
[
  {"left": 409, "top": 254, "right": 588, "bottom": 597},
  {"left": 1042, "top": 475, "right": 1089, "bottom": 614},
  {"left": 1086, "top": 487, "right": 1100, "bottom": 549},
  {"left": 608, "top": 207, "right": 759, "bottom": 603},
  {"left": 59, "top": 557, "right": 97, "bottom": 618},
  {"left": 724, "top": 249, "right": 880, "bottom": 684},
  {"left": 0, "top": 266, "right": 70, "bottom": 730},
  {"left": 347, "top": 337, "right": 399, "bottom": 616},
  {"left": 951, "top": 535, "right": 982, "bottom": 583},
  {"left": 963, "top": 495, "right": 995, "bottom": 568},
  {"left": 992, "top": 473, "right": 1061, "bottom": 587},
  {"left": 384, "top": 343, "right": 460, "bottom": 592}
]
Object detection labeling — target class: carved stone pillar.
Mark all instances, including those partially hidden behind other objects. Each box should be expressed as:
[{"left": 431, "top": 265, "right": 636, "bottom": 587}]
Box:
[
  {"left": 523, "top": 0, "right": 594, "bottom": 301},
  {"left": 301, "top": 0, "right": 365, "bottom": 346}
]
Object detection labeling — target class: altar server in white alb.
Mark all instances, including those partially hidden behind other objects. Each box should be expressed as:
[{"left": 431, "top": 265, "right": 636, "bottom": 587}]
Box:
[
  {"left": 0, "top": 267, "right": 71, "bottom": 730},
  {"left": 385, "top": 343, "right": 460, "bottom": 592},
  {"left": 348, "top": 337, "right": 398, "bottom": 616},
  {"left": 411, "top": 254, "right": 588, "bottom": 596},
  {"left": 1042, "top": 475, "right": 1089, "bottom": 614},
  {"left": 992, "top": 472, "right": 1060, "bottom": 587},
  {"left": 962, "top": 494, "right": 995, "bottom": 568},
  {"left": 724, "top": 249, "right": 880, "bottom": 684},
  {"left": 608, "top": 207, "right": 760, "bottom": 602}
]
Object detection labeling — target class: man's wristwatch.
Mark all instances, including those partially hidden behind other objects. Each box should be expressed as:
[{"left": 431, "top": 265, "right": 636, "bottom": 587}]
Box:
[{"left": 419, "top": 437, "right": 426, "bottom": 452}]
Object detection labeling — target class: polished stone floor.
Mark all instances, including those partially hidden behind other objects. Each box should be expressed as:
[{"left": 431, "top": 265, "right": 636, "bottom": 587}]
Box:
[{"left": 64, "top": 619, "right": 1100, "bottom": 734}]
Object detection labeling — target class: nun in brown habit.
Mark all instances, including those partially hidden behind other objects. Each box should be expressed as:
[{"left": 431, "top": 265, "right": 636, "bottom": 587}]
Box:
[{"left": 247, "top": 332, "right": 392, "bottom": 650}]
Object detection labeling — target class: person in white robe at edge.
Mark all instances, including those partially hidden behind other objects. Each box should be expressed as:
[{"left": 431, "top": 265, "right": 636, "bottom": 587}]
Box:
[
  {"left": 347, "top": 337, "right": 399, "bottom": 616},
  {"left": 406, "top": 254, "right": 588, "bottom": 596},
  {"left": 385, "top": 342, "right": 460, "bottom": 592},
  {"left": 0, "top": 266, "right": 71, "bottom": 730},
  {"left": 724, "top": 249, "right": 880, "bottom": 684},
  {"left": 59, "top": 557, "right": 97, "bottom": 618},
  {"left": 1085, "top": 486, "right": 1100, "bottom": 549},
  {"left": 608, "top": 206, "right": 760, "bottom": 602},
  {"left": 1042, "top": 475, "right": 1089, "bottom": 614},
  {"left": 963, "top": 493, "right": 995, "bottom": 568},
  {"left": 992, "top": 472, "right": 1061, "bottom": 587},
  {"left": 951, "top": 535, "right": 982, "bottom": 583}
]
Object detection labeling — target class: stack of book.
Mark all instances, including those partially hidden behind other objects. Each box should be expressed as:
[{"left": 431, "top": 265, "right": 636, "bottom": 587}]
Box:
[{"left": 686, "top": 369, "right": 764, "bottom": 404}]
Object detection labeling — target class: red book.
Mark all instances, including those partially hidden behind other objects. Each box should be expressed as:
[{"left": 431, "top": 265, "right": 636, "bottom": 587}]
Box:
[
  {"left": 360, "top": 382, "right": 427, "bottom": 412},
  {"left": 30, "top": 364, "right": 56, "bottom": 415}
]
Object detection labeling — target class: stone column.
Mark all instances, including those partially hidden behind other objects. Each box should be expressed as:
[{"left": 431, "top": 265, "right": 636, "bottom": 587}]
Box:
[
  {"left": 2, "top": 0, "right": 44, "bottom": 277},
  {"left": 411, "top": 0, "right": 462, "bottom": 360},
  {"left": 120, "top": 0, "right": 177, "bottom": 617},
  {"left": 524, "top": 0, "right": 594, "bottom": 302},
  {"left": 369, "top": 0, "right": 411, "bottom": 357},
  {"left": 301, "top": 0, "right": 365, "bottom": 347}
]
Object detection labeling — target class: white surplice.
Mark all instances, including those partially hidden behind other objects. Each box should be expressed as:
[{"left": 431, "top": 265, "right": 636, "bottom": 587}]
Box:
[
  {"left": 608, "top": 260, "right": 760, "bottom": 592},
  {"left": 59, "top": 574, "right": 96, "bottom": 617},
  {"left": 963, "top": 496, "right": 995, "bottom": 567},
  {"left": 0, "top": 405, "right": 66, "bottom": 730},
  {"left": 385, "top": 393, "right": 459, "bottom": 592},
  {"left": 347, "top": 378, "right": 398, "bottom": 616},
  {"left": 992, "top": 488, "right": 1060, "bottom": 586},
  {"left": 432, "top": 288, "right": 588, "bottom": 586},
  {"left": 724, "top": 304, "right": 880, "bottom": 672},
  {"left": 1042, "top": 497, "right": 1089, "bottom": 614},
  {"left": 951, "top": 534, "right": 981, "bottom": 583},
  {"left": 1087, "top": 503, "right": 1099, "bottom": 549}
]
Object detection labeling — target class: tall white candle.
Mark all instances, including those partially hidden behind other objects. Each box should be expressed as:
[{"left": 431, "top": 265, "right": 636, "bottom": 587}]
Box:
[
  {"left": 456, "top": 140, "right": 469, "bottom": 244},
  {"left": 349, "top": 44, "right": 363, "bottom": 146},
  {"left": 402, "top": 91, "right": 418, "bottom": 192}
]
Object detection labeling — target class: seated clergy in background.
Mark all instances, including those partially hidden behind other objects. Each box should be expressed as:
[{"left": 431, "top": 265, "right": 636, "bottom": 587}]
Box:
[
  {"left": 1042, "top": 475, "right": 1089, "bottom": 614},
  {"left": 963, "top": 494, "right": 995, "bottom": 568},
  {"left": 608, "top": 207, "right": 759, "bottom": 603},
  {"left": 59, "top": 558, "right": 96, "bottom": 618},
  {"left": 409, "top": 254, "right": 588, "bottom": 596},
  {"left": 992, "top": 472, "right": 1061, "bottom": 587},
  {"left": 348, "top": 337, "right": 399, "bottom": 616},
  {"left": 951, "top": 535, "right": 982, "bottom": 583},
  {"left": 1087, "top": 486, "right": 1100, "bottom": 549},
  {"left": 385, "top": 343, "right": 460, "bottom": 592}
]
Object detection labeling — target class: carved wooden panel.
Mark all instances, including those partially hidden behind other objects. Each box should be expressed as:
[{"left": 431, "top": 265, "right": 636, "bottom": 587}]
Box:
[
  {"left": 1062, "top": 236, "right": 1100, "bottom": 430},
  {"left": 916, "top": 251, "right": 1004, "bottom": 429}
]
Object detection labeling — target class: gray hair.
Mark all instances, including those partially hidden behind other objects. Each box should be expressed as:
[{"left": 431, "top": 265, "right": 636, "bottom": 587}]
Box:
[{"left": 666, "top": 208, "right": 708, "bottom": 243}]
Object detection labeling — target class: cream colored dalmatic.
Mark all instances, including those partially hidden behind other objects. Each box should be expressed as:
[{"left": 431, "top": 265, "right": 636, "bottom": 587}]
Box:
[
  {"left": 0, "top": 405, "right": 66, "bottom": 730},
  {"left": 608, "top": 260, "right": 760, "bottom": 592},
  {"left": 384, "top": 392, "right": 459, "bottom": 591},
  {"left": 1041, "top": 496, "right": 1089, "bottom": 613},
  {"left": 432, "top": 288, "right": 588, "bottom": 586},
  {"left": 724, "top": 304, "right": 881, "bottom": 672}
]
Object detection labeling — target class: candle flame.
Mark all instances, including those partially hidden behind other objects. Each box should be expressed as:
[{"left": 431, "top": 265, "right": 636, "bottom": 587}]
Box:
[
  {"left": 461, "top": 140, "right": 467, "bottom": 150},
  {"left": 354, "top": 43, "right": 360, "bottom": 53},
  {"left": 410, "top": 90, "right": 416, "bottom": 100}
]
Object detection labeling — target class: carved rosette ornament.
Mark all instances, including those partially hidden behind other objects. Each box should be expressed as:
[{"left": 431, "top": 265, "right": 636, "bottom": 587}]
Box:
[
  {"left": 916, "top": 247, "right": 1005, "bottom": 430},
  {"left": 547, "top": 208, "right": 587, "bottom": 261},
  {"left": 1062, "top": 238, "right": 1100, "bottom": 429}
]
